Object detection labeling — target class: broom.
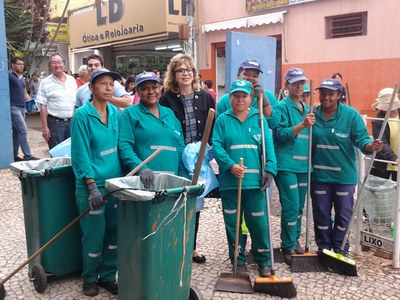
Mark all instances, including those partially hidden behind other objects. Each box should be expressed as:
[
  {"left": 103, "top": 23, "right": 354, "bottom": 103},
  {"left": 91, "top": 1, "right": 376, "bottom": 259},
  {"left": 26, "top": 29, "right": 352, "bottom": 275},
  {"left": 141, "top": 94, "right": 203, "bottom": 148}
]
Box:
[
  {"left": 253, "top": 95, "right": 297, "bottom": 298},
  {"left": 321, "top": 83, "right": 399, "bottom": 276},
  {"left": 291, "top": 80, "right": 328, "bottom": 272}
]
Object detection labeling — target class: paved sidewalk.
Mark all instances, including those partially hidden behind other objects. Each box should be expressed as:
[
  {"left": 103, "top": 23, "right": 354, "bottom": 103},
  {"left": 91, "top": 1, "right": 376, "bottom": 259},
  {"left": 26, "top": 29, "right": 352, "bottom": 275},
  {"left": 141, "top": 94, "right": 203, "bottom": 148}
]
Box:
[{"left": 0, "top": 126, "right": 399, "bottom": 299}]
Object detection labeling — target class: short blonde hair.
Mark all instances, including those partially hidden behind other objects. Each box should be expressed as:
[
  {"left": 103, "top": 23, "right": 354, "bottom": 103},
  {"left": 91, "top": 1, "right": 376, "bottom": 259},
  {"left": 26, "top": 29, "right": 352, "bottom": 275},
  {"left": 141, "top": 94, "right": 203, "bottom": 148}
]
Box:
[{"left": 163, "top": 53, "right": 200, "bottom": 93}]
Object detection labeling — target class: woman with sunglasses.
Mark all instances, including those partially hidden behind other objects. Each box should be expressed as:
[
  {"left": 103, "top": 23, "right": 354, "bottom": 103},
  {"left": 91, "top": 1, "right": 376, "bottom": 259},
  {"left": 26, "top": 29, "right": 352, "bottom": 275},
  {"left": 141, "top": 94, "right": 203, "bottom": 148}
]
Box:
[{"left": 160, "top": 53, "right": 215, "bottom": 264}]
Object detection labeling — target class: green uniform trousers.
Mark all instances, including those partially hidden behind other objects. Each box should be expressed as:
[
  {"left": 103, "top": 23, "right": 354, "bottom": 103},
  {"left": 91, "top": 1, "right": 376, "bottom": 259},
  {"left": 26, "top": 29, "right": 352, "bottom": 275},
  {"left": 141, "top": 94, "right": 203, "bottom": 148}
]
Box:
[
  {"left": 220, "top": 189, "right": 270, "bottom": 267},
  {"left": 275, "top": 171, "right": 307, "bottom": 251},
  {"left": 76, "top": 185, "right": 118, "bottom": 283}
]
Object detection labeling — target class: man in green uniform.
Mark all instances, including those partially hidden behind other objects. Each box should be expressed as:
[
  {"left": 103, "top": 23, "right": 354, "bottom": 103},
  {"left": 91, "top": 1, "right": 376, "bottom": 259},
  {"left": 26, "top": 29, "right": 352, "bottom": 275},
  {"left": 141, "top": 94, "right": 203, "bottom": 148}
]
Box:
[{"left": 213, "top": 79, "right": 277, "bottom": 277}]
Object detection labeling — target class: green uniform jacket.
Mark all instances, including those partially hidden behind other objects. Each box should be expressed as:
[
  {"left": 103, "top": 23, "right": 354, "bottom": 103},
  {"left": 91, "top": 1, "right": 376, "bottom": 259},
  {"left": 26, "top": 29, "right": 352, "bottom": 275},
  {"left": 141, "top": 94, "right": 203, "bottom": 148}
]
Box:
[
  {"left": 213, "top": 107, "right": 277, "bottom": 192},
  {"left": 216, "top": 90, "right": 280, "bottom": 129},
  {"left": 118, "top": 102, "right": 187, "bottom": 177},
  {"left": 312, "top": 102, "right": 372, "bottom": 184},
  {"left": 71, "top": 102, "right": 123, "bottom": 188},
  {"left": 274, "top": 96, "right": 310, "bottom": 173}
]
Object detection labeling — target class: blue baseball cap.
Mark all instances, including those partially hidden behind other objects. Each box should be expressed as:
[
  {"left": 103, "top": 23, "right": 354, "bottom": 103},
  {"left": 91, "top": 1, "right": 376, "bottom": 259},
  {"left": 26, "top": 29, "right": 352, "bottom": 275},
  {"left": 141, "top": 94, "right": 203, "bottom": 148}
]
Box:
[
  {"left": 135, "top": 71, "right": 160, "bottom": 86},
  {"left": 316, "top": 78, "right": 343, "bottom": 91},
  {"left": 240, "top": 59, "right": 263, "bottom": 73},
  {"left": 285, "top": 68, "right": 308, "bottom": 84},
  {"left": 90, "top": 68, "right": 121, "bottom": 84},
  {"left": 230, "top": 79, "right": 252, "bottom": 95}
]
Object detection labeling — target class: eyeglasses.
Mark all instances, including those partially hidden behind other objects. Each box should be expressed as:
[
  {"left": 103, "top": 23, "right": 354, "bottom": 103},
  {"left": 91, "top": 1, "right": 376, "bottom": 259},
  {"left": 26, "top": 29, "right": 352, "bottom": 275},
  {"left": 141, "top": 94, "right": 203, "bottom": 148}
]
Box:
[
  {"left": 14, "top": 63, "right": 24, "bottom": 66},
  {"left": 175, "top": 68, "right": 194, "bottom": 75},
  {"left": 50, "top": 61, "right": 64, "bottom": 66}
]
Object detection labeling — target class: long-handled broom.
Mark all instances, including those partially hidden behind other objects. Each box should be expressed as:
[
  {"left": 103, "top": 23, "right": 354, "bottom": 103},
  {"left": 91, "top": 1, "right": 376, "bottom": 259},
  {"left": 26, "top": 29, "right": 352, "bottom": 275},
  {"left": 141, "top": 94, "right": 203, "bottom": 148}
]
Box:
[
  {"left": 321, "top": 83, "right": 399, "bottom": 276},
  {"left": 253, "top": 96, "right": 297, "bottom": 298},
  {"left": 291, "top": 80, "right": 328, "bottom": 272}
]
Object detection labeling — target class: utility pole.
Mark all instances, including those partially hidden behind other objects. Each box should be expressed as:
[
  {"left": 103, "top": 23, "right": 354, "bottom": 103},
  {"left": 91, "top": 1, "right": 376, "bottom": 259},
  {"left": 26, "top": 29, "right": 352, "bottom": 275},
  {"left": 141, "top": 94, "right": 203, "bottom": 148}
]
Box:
[
  {"left": 184, "top": 0, "right": 196, "bottom": 62},
  {"left": 0, "top": 0, "right": 13, "bottom": 168}
]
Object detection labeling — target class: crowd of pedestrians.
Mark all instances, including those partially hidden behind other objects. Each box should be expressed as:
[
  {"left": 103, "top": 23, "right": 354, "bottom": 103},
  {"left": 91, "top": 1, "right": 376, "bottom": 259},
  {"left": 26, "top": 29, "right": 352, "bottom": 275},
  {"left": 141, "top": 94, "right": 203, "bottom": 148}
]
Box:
[{"left": 8, "top": 53, "right": 396, "bottom": 297}]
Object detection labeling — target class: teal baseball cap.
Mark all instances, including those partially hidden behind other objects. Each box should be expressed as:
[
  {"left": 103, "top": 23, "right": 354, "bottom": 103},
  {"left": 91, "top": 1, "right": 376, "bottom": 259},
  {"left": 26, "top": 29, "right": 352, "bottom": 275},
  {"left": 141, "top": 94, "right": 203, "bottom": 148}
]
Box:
[
  {"left": 304, "top": 83, "right": 310, "bottom": 93},
  {"left": 230, "top": 79, "right": 252, "bottom": 95}
]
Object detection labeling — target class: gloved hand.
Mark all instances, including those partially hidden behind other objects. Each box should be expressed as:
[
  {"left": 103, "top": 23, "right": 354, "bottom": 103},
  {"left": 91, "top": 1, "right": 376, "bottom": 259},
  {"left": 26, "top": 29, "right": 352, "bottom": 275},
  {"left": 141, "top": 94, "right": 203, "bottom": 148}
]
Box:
[
  {"left": 87, "top": 182, "right": 105, "bottom": 210},
  {"left": 253, "top": 85, "right": 270, "bottom": 107},
  {"left": 139, "top": 168, "right": 155, "bottom": 188},
  {"left": 261, "top": 172, "right": 274, "bottom": 191}
]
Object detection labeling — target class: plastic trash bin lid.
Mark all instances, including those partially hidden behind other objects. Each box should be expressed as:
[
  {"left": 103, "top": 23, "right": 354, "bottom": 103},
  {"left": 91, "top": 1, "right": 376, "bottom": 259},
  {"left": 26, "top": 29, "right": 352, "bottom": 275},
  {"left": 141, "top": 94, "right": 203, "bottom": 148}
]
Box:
[
  {"left": 105, "top": 173, "right": 192, "bottom": 202},
  {"left": 10, "top": 157, "right": 72, "bottom": 178}
]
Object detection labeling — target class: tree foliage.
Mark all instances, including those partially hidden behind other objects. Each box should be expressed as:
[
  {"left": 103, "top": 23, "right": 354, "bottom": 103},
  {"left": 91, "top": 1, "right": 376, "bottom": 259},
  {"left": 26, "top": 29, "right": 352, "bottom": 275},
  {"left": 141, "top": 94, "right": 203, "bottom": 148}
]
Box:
[{"left": 5, "top": 0, "right": 50, "bottom": 54}]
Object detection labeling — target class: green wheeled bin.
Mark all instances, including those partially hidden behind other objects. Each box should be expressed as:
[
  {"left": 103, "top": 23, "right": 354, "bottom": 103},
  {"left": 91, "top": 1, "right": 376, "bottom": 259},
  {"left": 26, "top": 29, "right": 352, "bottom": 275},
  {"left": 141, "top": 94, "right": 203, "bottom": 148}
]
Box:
[
  {"left": 105, "top": 173, "right": 204, "bottom": 300},
  {"left": 10, "top": 158, "right": 82, "bottom": 293}
]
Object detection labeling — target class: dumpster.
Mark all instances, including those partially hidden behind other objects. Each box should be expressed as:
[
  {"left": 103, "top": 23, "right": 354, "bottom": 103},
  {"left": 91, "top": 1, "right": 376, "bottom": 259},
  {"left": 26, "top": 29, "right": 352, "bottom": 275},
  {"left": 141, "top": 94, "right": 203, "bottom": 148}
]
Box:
[
  {"left": 362, "top": 174, "right": 397, "bottom": 224},
  {"left": 10, "top": 158, "right": 82, "bottom": 293},
  {"left": 105, "top": 173, "right": 204, "bottom": 300}
]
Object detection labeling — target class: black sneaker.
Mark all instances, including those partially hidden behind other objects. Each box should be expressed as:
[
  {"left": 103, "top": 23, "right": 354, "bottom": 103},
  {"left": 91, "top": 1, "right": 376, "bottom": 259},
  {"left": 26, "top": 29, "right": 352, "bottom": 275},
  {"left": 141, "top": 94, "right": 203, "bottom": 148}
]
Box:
[
  {"left": 83, "top": 282, "right": 98, "bottom": 297},
  {"left": 282, "top": 249, "right": 296, "bottom": 265},
  {"left": 258, "top": 265, "right": 271, "bottom": 277},
  {"left": 98, "top": 280, "right": 118, "bottom": 295},
  {"left": 14, "top": 156, "right": 24, "bottom": 162},
  {"left": 295, "top": 242, "right": 305, "bottom": 254},
  {"left": 24, "top": 156, "right": 40, "bottom": 161},
  {"left": 233, "top": 264, "right": 248, "bottom": 274}
]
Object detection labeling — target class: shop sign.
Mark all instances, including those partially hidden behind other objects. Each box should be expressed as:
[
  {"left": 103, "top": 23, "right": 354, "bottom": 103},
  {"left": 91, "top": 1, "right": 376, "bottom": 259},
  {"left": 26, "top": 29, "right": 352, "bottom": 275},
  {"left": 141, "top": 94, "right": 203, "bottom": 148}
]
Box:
[
  {"left": 246, "top": 0, "right": 316, "bottom": 12},
  {"left": 69, "top": 0, "right": 187, "bottom": 49},
  {"left": 47, "top": 23, "right": 69, "bottom": 43}
]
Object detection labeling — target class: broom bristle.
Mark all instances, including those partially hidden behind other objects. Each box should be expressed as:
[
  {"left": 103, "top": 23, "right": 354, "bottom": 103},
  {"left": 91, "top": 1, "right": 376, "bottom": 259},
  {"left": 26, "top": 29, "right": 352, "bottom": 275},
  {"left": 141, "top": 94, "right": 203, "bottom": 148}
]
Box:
[
  {"left": 254, "top": 276, "right": 297, "bottom": 298},
  {"left": 291, "top": 253, "right": 328, "bottom": 272},
  {"left": 321, "top": 249, "right": 357, "bottom": 276}
]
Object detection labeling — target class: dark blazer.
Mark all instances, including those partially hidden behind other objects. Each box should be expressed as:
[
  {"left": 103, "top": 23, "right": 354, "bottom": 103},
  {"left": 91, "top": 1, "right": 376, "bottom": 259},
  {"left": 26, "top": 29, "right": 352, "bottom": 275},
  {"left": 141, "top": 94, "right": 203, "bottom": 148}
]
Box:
[
  {"left": 159, "top": 89, "right": 215, "bottom": 143},
  {"left": 371, "top": 110, "right": 398, "bottom": 174}
]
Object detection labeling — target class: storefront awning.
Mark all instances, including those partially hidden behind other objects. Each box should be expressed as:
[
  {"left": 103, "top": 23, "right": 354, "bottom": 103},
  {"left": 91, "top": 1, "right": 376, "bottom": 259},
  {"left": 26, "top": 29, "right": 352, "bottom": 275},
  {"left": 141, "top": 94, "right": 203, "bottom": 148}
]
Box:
[{"left": 202, "top": 11, "right": 287, "bottom": 33}]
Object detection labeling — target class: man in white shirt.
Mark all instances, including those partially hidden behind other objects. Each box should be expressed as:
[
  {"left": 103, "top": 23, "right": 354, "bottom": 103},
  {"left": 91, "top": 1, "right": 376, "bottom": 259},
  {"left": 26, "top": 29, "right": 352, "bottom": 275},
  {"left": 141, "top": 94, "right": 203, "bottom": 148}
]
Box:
[{"left": 36, "top": 53, "right": 77, "bottom": 149}]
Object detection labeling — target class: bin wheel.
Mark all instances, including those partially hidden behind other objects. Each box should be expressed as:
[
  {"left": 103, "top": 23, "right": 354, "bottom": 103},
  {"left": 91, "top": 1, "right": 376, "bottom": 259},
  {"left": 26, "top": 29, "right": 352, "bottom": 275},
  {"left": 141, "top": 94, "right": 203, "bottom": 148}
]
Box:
[
  {"left": 0, "top": 284, "right": 6, "bottom": 300},
  {"left": 31, "top": 264, "right": 47, "bottom": 293},
  {"left": 189, "top": 285, "right": 203, "bottom": 300}
]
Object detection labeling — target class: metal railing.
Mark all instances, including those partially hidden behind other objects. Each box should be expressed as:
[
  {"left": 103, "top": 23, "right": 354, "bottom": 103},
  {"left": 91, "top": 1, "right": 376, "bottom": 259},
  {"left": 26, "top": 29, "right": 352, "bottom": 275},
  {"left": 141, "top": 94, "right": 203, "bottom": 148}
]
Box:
[{"left": 355, "top": 115, "right": 399, "bottom": 268}]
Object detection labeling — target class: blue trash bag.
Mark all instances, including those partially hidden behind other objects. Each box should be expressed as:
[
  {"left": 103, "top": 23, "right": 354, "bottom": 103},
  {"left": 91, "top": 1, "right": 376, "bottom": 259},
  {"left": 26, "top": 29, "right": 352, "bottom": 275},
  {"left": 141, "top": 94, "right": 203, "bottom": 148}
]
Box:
[
  {"left": 183, "top": 142, "right": 219, "bottom": 211},
  {"left": 49, "top": 137, "right": 71, "bottom": 157},
  {"left": 25, "top": 98, "right": 39, "bottom": 114}
]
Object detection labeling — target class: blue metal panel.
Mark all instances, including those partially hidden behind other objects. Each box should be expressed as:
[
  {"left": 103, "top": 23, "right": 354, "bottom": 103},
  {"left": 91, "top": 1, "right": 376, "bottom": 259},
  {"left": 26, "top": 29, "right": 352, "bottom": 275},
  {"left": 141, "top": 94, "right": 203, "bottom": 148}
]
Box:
[
  {"left": 225, "top": 31, "right": 276, "bottom": 94},
  {"left": 0, "top": 0, "right": 13, "bottom": 169}
]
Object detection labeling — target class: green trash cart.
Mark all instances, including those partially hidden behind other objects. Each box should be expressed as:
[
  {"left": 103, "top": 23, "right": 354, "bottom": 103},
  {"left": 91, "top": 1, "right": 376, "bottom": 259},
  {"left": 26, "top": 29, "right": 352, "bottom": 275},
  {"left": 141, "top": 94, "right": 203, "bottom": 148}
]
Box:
[
  {"left": 105, "top": 173, "right": 204, "bottom": 300},
  {"left": 10, "top": 158, "right": 82, "bottom": 293}
]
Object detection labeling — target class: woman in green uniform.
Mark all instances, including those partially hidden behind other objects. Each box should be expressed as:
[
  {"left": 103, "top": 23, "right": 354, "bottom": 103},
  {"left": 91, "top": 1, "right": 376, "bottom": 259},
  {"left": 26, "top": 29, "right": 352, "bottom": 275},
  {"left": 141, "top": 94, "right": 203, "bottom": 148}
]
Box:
[
  {"left": 213, "top": 79, "right": 277, "bottom": 277},
  {"left": 274, "top": 68, "right": 315, "bottom": 265},
  {"left": 119, "top": 71, "right": 187, "bottom": 184},
  {"left": 312, "top": 78, "right": 383, "bottom": 254},
  {"left": 71, "top": 69, "right": 123, "bottom": 296}
]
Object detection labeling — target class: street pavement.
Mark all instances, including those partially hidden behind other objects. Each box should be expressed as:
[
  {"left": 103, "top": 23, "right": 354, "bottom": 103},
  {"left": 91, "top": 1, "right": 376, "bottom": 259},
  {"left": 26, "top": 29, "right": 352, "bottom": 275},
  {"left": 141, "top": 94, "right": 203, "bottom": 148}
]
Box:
[{"left": 0, "top": 115, "right": 399, "bottom": 299}]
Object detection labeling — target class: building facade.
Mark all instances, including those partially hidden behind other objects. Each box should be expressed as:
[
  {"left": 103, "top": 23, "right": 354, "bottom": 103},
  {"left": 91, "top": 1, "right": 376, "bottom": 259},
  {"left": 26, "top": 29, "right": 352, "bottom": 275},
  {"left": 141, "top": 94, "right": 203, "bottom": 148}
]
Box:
[
  {"left": 197, "top": 0, "right": 400, "bottom": 115},
  {"left": 68, "top": 0, "right": 191, "bottom": 77}
]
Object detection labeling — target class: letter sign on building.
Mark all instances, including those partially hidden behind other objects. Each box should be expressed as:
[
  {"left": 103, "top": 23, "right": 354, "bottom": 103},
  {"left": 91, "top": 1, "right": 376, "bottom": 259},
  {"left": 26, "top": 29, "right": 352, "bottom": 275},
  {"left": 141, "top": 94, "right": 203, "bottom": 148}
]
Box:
[{"left": 96, "top": 0, "right": 125, "bottom": 26}]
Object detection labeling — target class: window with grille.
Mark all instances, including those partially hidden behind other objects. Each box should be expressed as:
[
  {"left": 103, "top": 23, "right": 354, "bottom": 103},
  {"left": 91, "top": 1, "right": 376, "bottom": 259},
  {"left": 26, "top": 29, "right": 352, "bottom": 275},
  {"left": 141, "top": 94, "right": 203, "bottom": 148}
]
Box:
[{"left": 326, "top": 12, "right": 367, "bottom": 39}]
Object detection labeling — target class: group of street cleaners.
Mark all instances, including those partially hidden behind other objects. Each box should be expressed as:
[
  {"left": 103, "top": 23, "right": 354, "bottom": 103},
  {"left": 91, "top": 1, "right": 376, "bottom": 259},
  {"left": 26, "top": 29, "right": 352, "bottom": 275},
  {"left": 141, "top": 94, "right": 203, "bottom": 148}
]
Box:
[{"left": 68, "top": 53, "right": 389, "bottom": 297}]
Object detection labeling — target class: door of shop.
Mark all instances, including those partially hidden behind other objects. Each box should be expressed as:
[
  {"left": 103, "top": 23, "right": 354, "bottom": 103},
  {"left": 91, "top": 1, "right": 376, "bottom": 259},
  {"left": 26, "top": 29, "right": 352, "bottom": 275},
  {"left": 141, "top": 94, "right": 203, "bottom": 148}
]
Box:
[{"left": 224, "top": 31, "right": 277, "bottom": 94}]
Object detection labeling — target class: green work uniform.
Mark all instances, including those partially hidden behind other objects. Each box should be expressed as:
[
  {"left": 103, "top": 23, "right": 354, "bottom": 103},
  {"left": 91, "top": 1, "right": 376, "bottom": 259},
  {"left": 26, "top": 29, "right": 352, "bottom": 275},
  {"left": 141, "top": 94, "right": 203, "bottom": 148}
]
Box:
[
  {"left": 213, "top": 107, "right": 277, "bottom": 266},
  {"left": 274, "top": 96, "right": 310, "bottom": 251},
  {"left": 312, "top": 102, "right": 372, "bottom": 184},
  {"left": 71, "top": 102, "right": 123, "bottom": 283},
  {"left": 118, "top": 102, "right": 187, "bottom": 177},
  {"left": 216, "top": 90, "right": 280, "bottom": 129}
]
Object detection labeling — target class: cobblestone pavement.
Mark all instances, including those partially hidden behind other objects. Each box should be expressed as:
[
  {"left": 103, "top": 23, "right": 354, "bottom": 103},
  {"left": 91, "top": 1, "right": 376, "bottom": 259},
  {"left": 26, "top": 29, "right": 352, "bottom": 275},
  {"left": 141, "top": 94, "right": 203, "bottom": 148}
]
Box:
[{"left": 0, "top": 123, "right": 399, "bottom": 299}]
